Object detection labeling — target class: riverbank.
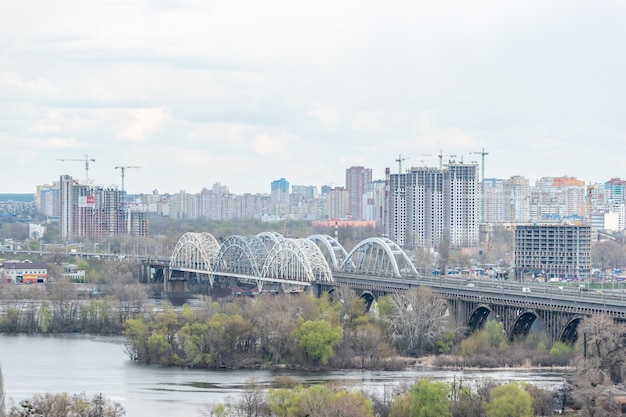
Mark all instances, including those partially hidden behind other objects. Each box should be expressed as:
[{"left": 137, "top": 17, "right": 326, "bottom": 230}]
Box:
[
  {"left": 0, "top": 334, "right": 571, "bottom": 417},
  {"left": 415, "top": 354, "right": 575, "bottom": 373}
]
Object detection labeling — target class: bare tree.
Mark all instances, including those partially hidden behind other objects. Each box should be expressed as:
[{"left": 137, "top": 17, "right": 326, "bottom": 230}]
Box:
[
  {"left": 381, "top": 287, "right": 456, "bottom": 355},
  {"left": 577, "top": 314, "right": 626, "bottom": 385},
  {"left": 228, "top": 378, "right": 268, "bottom": 417}
]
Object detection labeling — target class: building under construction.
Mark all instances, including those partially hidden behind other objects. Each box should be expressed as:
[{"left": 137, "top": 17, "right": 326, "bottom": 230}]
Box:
[
  {"left": 60, "top": 175, "right": 147, "bottom": 241},
  {"left": 386, "top": 161, "right": 480, "bottom": 249},
  {"left": 513, "top": 222, "right": 591, "bottom": 282}
]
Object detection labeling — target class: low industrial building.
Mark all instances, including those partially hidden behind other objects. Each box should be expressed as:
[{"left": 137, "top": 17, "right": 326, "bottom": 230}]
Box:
[{"left": 1, "top": 260, "right": 48, "bottom": 283}]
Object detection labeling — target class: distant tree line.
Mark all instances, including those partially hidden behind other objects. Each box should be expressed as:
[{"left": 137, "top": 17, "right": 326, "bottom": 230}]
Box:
[{"left": 0, "top": 279, "right": 148, "bottom": 334}]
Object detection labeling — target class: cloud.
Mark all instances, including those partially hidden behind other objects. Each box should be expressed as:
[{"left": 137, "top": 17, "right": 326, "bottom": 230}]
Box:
[{"left": 1, "top": 0, "right": 625, "bottom": 193}]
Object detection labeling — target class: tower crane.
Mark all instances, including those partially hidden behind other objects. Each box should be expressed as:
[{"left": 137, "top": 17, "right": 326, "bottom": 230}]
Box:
[
  {"left": 471, "top": 148, "right": 489, "bottom": 224},
  {"left": 57, "top": 155, "right": 96, "bottom": 183},
  {"left": 471, "top": 148, "right": 489, "bottom": 183},
  {"left": 395, "top": 154, "right": 410, "bottom": 174},
  {"left": 587, "top": 184, "right": 595, "bottom": 226},
  {"left": 438, "top": 150, "right": 457, "bottom": 169},
  {"left": 115, "top": 165, "right": 143, "bottom": 234}
]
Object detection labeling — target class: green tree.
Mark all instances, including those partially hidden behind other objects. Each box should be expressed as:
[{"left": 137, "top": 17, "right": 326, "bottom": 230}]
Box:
[
  {"left": 266, "top": 387, "right": 301, "bottom": 417},
  {"left": 485, "top": 320, "right": 506, "bottom": 349},
  {"left": 551, "top": 341, "right": 574, "bottom": 356},
  {"left": 461, "top": 329, "right": 489, "bottom": 358},
  {"left": 484, "top": 382, "right": 532, "bottom": 417},
  {"left": 411, "top": 379, "right": 451, "bottom": 417},
  {"left": 292, "top": 318, "right": 342, "bottom": 366}
]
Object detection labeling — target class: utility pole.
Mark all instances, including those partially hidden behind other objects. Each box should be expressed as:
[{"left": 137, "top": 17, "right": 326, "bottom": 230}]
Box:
[
  {"left": 115, "top": 165, "right": 143, "bottom": 234},
  {"left": 57, "top": 155, "right": 96, "bottom": 183}
]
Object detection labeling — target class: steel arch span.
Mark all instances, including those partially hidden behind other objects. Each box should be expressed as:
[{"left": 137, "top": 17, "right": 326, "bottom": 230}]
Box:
[
  {"left": 214, "top": 235, "right": 269, "bottom": 277},
  {"left": 340, "top": 237, "right": 419, "bottom": 278},
  {"left": 262, "top": 238, "right": 334, "bottom": 285},
  {"left": 170, "top": 232, "right": 221, "bottom": 275},
  {"left": 307, "top": 234, "right": 349, "bottom": 269},
  {"left": 256, "top": 231, "right": 284, "bottom": 251}
]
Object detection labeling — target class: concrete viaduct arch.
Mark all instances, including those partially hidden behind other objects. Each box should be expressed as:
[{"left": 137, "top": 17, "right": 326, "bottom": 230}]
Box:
[{"left": 456, "top": 300, "right": 585, "bottom": 344}]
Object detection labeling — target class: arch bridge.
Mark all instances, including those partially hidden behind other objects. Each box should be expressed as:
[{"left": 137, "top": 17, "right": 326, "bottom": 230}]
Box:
[{"left": 156, "top": 231, "right": 626, "bottom": 344}]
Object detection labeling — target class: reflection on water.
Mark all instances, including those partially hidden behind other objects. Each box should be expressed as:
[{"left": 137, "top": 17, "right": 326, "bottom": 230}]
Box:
[{"left": 0, "top": 334, "right": 569, "bottom": 417}]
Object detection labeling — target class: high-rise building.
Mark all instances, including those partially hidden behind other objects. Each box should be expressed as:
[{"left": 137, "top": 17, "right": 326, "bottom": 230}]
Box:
[
  {"left": 271, "top": 178, "right": 290, "bottom": 216},
  {"left": 37, "top": 182, "right": 60, "bottom": 218},
  {"left": 346, "top": 166, "right": 372, "bottom": 220},
  {"left": 363, "top": 179, "right": 386, "bottom": 233},
  {"left": 291, "top": 185, "right": 317, "bottom": 200},
  {"left": 386, "top": 161, "right": 479, "bottom": 248},
  {"left": 445, "top": 163, "right": 480, "bottom": 248},
  {"left": 484, "top": 176, "right": 530, "bottom": 223},
  {"left": 59, "top": 175, "right": 146, "bottom": 241},
  {"left": 604, "top": 178, "right": 626, "bottom": 204},
  {"left": 328, "top": 187, "right": 349, "bottom": 220},
  {"left": 530, "top": 176, "right": 585, "bottom": 221}
]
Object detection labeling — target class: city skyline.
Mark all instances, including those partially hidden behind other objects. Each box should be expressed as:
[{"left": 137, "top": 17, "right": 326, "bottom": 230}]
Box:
[{"left": 2, "top": 1, "right": 625, "bottom": 195}]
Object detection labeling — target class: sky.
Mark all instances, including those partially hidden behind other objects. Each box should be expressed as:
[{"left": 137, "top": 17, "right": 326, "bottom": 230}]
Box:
[{"left": 2, "top": 0, "right": 626, "bottom": 195}]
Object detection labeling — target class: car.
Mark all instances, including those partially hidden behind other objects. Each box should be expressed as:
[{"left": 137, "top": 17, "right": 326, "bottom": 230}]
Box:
[
  {"left": 522, "top": 287, "right": 531, "bottom": 293},
  {"left": 466, "top": 283, "right": 475, "bottom": 287}
]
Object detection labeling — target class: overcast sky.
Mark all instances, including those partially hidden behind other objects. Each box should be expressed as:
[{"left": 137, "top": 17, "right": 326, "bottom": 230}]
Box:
[{"left": 1, "top": 0, "right": 625, "bottom": 195}]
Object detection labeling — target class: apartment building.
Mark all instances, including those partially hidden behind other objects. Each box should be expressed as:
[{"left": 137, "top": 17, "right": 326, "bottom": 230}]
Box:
[
  {"left": 514, "top": 222, "right": 591, "bottom": 281},
  {"left": 484, "top": 176, "right": 530, "bottom": 223},
  {"left": 386, "top": 161, "right": 479, "bottom": 249},
  {"left": 346, "top": 166, "right": 372, "bottom": 220},
  {"left": 530, "top": 176, "right": 586, "bottom": 221},
  {"left": 59, "top": 175, "right": 147, "bottom": 241}
]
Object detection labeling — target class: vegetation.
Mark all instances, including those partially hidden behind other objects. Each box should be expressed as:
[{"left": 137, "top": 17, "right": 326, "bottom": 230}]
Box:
[
  {"left": 0, "top": 279, "right": 148, "bottom": 334},
  {"left": 4, "top": 393, "right": 125, "bottom": 417},
  {"left": 201, "top": 375, "right": 562, "bottom": 417}
]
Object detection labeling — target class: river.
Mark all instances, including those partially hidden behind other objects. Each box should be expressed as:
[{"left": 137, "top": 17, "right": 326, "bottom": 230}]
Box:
[{"left": 0, "top": 334, "right": 569, "bottom": 417}]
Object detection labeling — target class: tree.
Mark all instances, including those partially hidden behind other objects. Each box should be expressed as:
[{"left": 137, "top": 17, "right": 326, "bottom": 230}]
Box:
[
  {"left": 228, "top": 378, "right": 268, "bottom": 417},
  {"left": 409, "top": 379, "right": 451, "bottom": 417},
  {"left": 578, "top": 314, "right": 626, "bottom": 385},
  {"left": 484, "top": 382, "right": 532, "bottom": 417},
  {"left": 485, "top": 320, "right": 506, "bottom": 350},
  {"left": 292, "top": 318, "right": 342, "bottom": 366},
  {"left": 381, "top": 287, "right": 455, "bottom": 355},
  {"left": 591, "top": 241, "right": 626, "bottom": 270},
  {"left": 6, "top": 392, "right": 125, "bottom": 417}
]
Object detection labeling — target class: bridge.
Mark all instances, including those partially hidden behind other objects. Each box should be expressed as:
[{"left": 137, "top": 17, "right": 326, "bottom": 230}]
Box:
[{"left": 145, "top": 231, "right": 626, "bottom": 345}]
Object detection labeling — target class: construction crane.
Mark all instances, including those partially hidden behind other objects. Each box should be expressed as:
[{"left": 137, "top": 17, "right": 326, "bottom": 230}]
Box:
[
  {"left": 438, "top": 150, "right": 457, "bottom": 169},
  {"left": 471, "top": 148, "right": 489, "bottom": 224},
  {"left": 115, "top": 165, "right": 143, "bottom": 234},
  {"left": 57, "top": 155, "right": 96, "bottom": 183},
  {"left": 471, "top": 147, "right": 489, "bottom": 183},
  {"left": 587, "top": 184, "right": 595, "bottom": 226},
  {"left": 395, "top": 154, "right": 410, "bottom": 174}
]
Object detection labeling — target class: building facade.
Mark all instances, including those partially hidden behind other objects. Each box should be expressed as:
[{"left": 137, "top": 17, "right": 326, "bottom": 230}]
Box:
[
  {"left": 514, "top": 222, "right": 591, "bottom": 281},
  {"left": 59, "top": 175, "right": 147, "bottom": 241},
  {"left": 386, "top": 162, "right": 479, "bottom": 249},
  {"left": 346, "top": 166, "right": 372, "bottom": 220}
]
